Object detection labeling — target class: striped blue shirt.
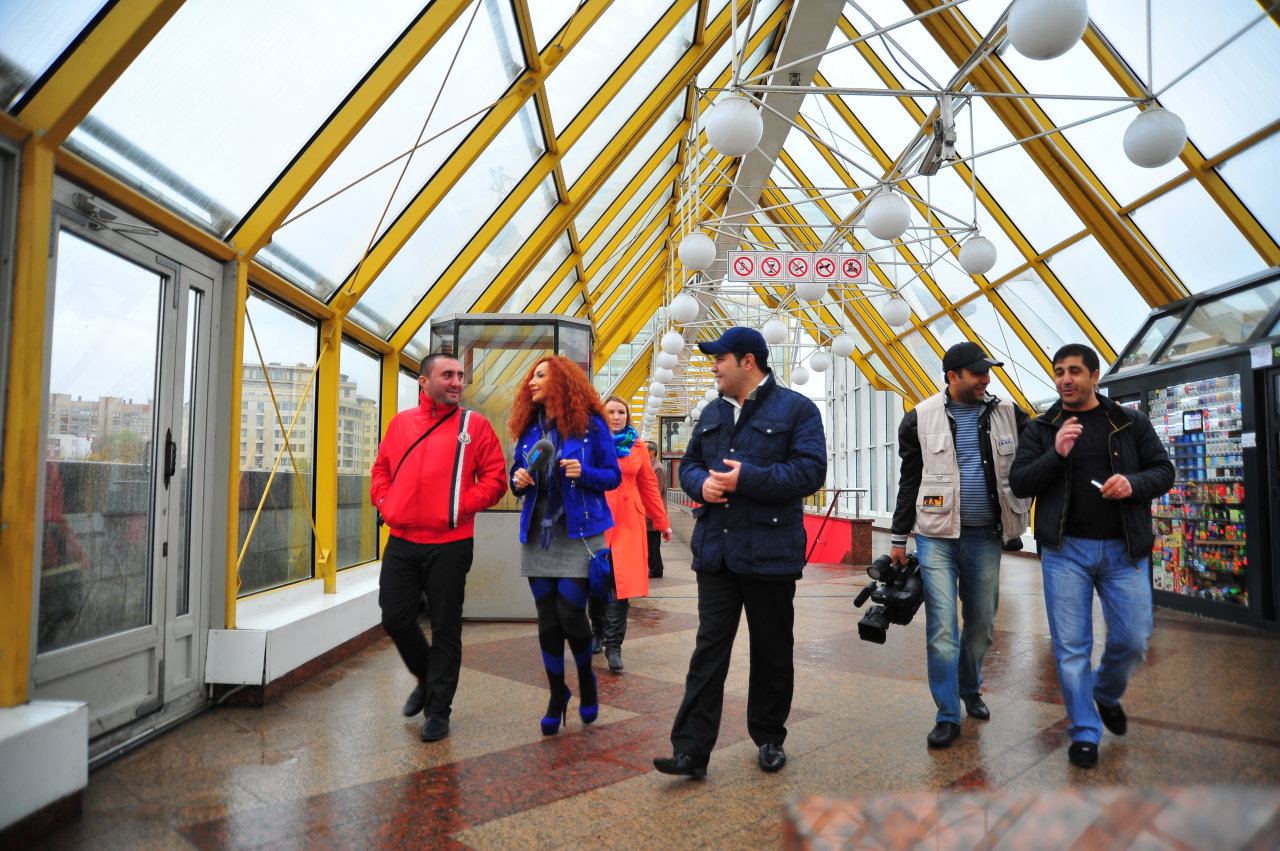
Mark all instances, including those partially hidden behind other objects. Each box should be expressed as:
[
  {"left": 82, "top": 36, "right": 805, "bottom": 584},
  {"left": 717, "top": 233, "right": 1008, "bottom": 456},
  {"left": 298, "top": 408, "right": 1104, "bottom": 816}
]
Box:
[{"left": 948, "top": 399, "right": 995, "bottom": 525}]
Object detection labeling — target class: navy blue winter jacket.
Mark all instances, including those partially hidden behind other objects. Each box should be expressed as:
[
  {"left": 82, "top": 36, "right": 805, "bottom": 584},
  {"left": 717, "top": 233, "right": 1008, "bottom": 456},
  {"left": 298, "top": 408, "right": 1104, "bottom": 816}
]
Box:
[
  {"left": 512, "top": 414, "right": 621, "bottom": 543},
  {"left": 680, "top": 374, "right": 827, "bottom": 575}
]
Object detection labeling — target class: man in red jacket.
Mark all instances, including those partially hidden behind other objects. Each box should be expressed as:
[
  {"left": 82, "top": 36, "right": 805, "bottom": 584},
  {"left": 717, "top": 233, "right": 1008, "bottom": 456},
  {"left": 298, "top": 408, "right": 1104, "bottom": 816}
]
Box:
[{"left": 370, "top": 353, "right": 507, "bottom": 742}]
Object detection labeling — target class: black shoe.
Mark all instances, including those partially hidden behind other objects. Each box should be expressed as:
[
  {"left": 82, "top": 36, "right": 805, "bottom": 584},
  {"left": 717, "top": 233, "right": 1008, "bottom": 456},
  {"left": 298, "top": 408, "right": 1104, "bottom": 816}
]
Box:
[
  {"left": 1095, "top": 698, "right": 1127, "bottom": 736},
  {"left": 1068, "top": 740, "right": 1098, "bottom": 767},
  {"left": 653, "top": 753, "right": 707, "bottom": 778},
  {"left": 926, "top": 721, "right": 961, "bottom": 749},
  {"left": 962, "top": 693, "right": 990, "bottom": 720},
  {"left": 420, "top": 713, "right": 449, "bottom": 742},
  {"left": 402, "top": 683, "right": 426, "bottom": 717},
  {"left": 758, "top": 743, "right": 786, "bottom": 773},
  {"left": 605, "top": 647, "right": 623, "bottom": 672},
  {"left": 649, "top": 571, "right": 662, "bottom": 578},
  {"left": 592, "top": 636, "right": 603, "bottom": 655}
]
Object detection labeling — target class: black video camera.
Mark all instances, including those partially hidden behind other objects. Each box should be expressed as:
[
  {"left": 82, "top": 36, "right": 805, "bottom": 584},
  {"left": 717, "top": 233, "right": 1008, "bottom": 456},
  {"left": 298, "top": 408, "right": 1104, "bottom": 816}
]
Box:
[{"left": 852, "top": 552, "right": 923, "bottom": 644}]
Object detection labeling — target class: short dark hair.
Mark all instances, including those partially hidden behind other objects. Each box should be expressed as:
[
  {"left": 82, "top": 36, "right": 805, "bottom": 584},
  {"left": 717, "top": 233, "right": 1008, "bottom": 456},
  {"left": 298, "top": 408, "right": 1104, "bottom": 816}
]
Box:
[
  {"left": 1051, "top": 343, "right": 1099, "bottom": 374},
  {"left": 645, "top": 440, "right": 658, "bottom": 454},
  {"left": 419, "top": 352, "right": 457, "bottom": 378}
]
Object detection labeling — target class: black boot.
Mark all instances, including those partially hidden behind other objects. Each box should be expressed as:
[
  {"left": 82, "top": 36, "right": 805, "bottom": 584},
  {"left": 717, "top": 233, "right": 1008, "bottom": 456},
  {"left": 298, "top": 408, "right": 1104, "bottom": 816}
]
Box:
[
  {"left": 604, "top": 598, "right": 629, "bottom": 672},
  {"left": 588, "top": 595, "right": 606, "bottom": 654}
]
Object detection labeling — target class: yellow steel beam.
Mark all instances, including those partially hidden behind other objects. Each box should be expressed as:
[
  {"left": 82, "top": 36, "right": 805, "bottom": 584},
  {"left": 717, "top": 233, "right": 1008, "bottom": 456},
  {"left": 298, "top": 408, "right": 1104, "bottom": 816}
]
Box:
[
  {"left": 612, "top": 348, "right": 655, "bottom": 410},
  {"left": 465, "top": 0, "right": 772, "bottom": 320},
  {"left": 315, "top": 320, "right": 341, "bottom": 592},
  {"left": 15, "top": 0, "right": 185, "bottom": 146},
  {"left": 598, "top": 258, "right": 668, "bottom": 362},
  {"left": 0, "top": 141, "right": 54, "bottom": 706},
  {"left": 224, "top": 261, "right": 249, "bottom": 629},
  {"left": 594, "top": 227, "right": 670, "bottom": 351},
  {"left": 330, "top": 0, "right": 613, "bottom": 318},
  {"left": 230, "top": 0, "right": 474, "bottom": 255}
]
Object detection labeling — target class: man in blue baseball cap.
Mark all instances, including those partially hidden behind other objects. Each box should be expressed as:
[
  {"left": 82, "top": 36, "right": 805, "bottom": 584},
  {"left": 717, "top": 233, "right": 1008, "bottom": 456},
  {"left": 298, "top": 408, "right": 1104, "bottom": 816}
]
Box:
[{"left": 654, "top": 325, "right": 827, "bottom": 778}]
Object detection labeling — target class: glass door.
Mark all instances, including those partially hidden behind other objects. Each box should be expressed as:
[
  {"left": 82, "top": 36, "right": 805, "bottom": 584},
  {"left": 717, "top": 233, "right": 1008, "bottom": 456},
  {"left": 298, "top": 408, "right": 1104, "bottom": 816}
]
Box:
[{"left": 33, "top": 211, "right": 211, "bottom": 740}]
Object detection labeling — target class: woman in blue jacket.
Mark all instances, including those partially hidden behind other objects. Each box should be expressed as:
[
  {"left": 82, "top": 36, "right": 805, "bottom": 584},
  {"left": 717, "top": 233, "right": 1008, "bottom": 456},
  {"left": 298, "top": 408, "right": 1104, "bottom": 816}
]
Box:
[{"left": 508, "top": 355, "right": 620, "bottom": 735}]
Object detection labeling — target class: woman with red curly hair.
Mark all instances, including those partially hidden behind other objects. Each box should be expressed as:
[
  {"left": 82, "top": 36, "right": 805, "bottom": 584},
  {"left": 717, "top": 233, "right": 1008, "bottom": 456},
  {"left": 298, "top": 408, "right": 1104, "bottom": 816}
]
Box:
[{"left": 508, "top": 356, "right": 621, "bottom": 735}]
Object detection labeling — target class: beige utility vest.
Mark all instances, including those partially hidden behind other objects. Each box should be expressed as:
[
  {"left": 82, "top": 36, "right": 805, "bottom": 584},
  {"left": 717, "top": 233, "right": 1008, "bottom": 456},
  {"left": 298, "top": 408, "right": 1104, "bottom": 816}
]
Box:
[{"left": 913, "top": 393, "right": 1030, "bottom": 541}]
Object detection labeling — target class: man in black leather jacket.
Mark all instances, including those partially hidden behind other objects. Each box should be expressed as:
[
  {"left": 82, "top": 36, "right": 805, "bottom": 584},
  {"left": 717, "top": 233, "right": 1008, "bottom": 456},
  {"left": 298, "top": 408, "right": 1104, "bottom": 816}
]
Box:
[{"left": 1009, "top": 343, "right": 1173, "bottom": 769}]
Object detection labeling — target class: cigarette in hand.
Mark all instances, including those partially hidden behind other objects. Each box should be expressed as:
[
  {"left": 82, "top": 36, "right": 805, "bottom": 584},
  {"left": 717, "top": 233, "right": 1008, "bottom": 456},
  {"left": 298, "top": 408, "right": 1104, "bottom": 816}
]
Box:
[{"left": 1090, "top": 479, "right": 1104, "bottom": 490}]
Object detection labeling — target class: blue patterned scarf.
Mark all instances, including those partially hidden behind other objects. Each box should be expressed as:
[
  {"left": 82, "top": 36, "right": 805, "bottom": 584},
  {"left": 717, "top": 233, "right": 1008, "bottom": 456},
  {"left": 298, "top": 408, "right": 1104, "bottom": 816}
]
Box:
[
  {"left": 613, "top": 423, "right": 637, "bottom": 458},
  {"left": 538, "top": 413, "right": 565, "bottom": 550}
]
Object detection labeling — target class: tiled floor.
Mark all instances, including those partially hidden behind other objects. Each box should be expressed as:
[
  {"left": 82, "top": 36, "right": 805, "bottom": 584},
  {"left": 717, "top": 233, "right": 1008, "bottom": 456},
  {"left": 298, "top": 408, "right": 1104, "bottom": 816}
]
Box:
[{"left": 36, "top": 532, "right": 1280, "bottom": 849}]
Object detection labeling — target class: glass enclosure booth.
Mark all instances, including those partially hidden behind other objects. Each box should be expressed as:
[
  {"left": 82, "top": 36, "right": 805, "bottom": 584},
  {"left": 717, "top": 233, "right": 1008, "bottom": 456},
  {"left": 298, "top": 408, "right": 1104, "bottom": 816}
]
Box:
[
  {"left": 1099, "top": 267, "right": 1280, "bottom": 631},
  {"left": 427, "top": 314, "right": 593, "bottom": 618}
]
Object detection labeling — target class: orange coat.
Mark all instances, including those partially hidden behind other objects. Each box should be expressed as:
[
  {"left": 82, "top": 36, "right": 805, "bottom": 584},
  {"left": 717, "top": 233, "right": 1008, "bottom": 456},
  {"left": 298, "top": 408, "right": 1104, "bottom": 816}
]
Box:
[{"left": 605, "top": 448, "right": 670, "bottom": 600}]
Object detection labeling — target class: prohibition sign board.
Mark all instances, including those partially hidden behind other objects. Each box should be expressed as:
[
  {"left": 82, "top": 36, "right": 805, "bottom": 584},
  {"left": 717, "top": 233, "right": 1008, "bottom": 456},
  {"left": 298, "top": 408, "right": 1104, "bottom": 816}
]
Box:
[
  {"left": 814, "top": 255, "right": 838, "bottom": 281},
  {"left": 785, "top": 254, "right": 812, "bottom": 282},
  {"left": 759, "top": 254, "right": 784, "bottom": 279},
  {"left": 728, "top": 251, "right": 756, "bottom": 281},
  {"left": 840, "top": 254, "right": 869, "bottom": 283}
]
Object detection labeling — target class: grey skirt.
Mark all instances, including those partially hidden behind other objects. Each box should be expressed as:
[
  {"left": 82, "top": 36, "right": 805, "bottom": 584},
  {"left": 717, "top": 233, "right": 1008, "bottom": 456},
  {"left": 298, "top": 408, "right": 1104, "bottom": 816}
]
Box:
[{"left": 520, "top": 530, "right": 606, "bottom": 579}]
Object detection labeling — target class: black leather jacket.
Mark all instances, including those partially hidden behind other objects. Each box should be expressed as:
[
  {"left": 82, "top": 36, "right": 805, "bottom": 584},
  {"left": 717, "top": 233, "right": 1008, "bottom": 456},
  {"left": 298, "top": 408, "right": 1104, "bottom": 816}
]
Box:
[{"left": 1008, "top": 394, "right": 1174, "bottom": 562}]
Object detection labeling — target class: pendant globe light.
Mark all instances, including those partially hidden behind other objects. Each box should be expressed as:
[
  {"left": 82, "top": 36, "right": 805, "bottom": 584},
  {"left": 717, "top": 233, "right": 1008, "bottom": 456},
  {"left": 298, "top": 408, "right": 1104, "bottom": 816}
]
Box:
[
  {"left": 703, "top": 388, "right": 718, "bottom": 402},
  {"left": 668, "top": 292, "right": 700, "bottom": 324},
  {"left": 678, "top": 231, "right": 716, "bottom": 271},
  {"left": 790, "top": 366, "right": 810, "bottom": 386},
  {"left": 648, "top": 381, "right": 667, "bottom": 398},
  {"left": 660, "top": 330, "right": 686, "bottom": 355},
  {"left": 958, "top": 235, "right": 997, "bottom": 276},
  {"left": 882, "top": 296, "right": 912, "bottom": 327},
  {"left": 705, "top": 94, "right": 764, "bottom": 157},
  {"left": 864, "top": 191, "right": 912, "bottom": 240},
  {"left": 761, "top": 317, "right": 788, "bottom": 345},
  {"left": 653, "top": 367, "right": 674, "bottom": 384},
  {"left": 809, "top": 350, "right": 832, "bottom": 373},
  {"left": 1007, "top": 0, "right": 1089, "bottom": 60},
  {"left": 794, "top": 279, "right": 826, "bottom": 302},
  {"left": 1123, "top": 107, "right": 1187, "bottom": 168},
  {"left": 655, "top": 350, "right": 679, "bottom": 370},
  {"left": 830, "top": 333, "right": 856, "bottom": 359}
]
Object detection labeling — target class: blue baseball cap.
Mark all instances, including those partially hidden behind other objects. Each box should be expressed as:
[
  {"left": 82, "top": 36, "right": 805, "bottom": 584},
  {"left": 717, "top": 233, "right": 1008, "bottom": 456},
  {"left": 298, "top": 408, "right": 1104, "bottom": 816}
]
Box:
[{"left": 698, "top": 326, "right": 769, "bottom": 366}]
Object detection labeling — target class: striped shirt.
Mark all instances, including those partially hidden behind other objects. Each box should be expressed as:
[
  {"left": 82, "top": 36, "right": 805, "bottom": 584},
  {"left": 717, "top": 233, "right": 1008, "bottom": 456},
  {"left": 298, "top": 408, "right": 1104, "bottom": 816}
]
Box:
[{"left": 948, "top": 399, "right": 995, "bottom": 525}]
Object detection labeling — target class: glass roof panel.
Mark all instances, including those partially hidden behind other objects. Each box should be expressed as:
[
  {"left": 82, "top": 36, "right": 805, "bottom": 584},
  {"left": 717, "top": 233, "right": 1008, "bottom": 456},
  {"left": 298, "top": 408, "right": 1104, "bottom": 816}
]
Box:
[
  {"left": 1111, "top": 312, "right": 1183, "bottom": 374},
  {"left": 259, "top": 0, "right": 523, "bottom": 298},
  {"left": 529, "top": 0, "right": 581, "bottom": 52},
  {"left": 592, "top": 207, "right": 666, "bottom": 309},
  {"left": 498, "top": 234, "right": 573, "bottom": 314},
  {"left": 0, "top": 0, "right": 108, "bottom": 108},
  {"left": 561, "top": 7, "right": 693, "bottom": 187},
  {"left": 912, "top": 165, "right": 1023, "bottom": 283},
  {"left": 67, "top": 0, "right": 429, "bottom": 233},
  {"left": 537, "top": 267, "right": 580, "bottom": 314},
  {"left": 575, "top": 99, "right": 682, "bottom": 239},
  {"left": 432, "top": 175, "right": 560, "bottom": 318},
  {"left": 996, "top": 270, "right": 1085, "bottom": 359},
  {"left": 816, "top": 40, "right": 919, "bottom": 171},
  {"left": 784, "top": 133, "right": 858, "bottom": 220},
  {"left": 1218, "top": 136, "right": 1280, "bottom": 242},
  {"left": 966, "top": 99, "right": 1084, "bottom": 253},
  {"left": 1044, "top": 235, "right": 1151, "bottom": 350},
  {"left": 583, "top": 150, "right": 677, "bottom": 270},
  {"left": 544, "top": 0, "right": 673, "bottom": 135},
  {"left": 997, "top": 37, "right": 1181, "bottom": 207},
  {"left": 1156, "top": 280, "right": 1280, "bottom": 364},
  {"left": 845, "top": 3, "right": 955, "bottom": 109},
  {"left": 1129, "top": 181, "right": 1266, "bottom": 292},
  {"left": 962, "top": 297, "right": 1056, "bottom": 405},
  {"left": 1090, "top": 0, "right": 1280, "bottom": 158},
  {"left": 350, "top": 101, "right": 543, "bottom": 338}
]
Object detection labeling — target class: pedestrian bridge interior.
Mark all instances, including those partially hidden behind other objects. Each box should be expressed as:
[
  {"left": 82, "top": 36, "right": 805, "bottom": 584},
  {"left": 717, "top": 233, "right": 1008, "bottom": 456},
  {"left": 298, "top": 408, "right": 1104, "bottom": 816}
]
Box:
[{"left": 1, "top": 0, "right": 1278, "bottom": 845}]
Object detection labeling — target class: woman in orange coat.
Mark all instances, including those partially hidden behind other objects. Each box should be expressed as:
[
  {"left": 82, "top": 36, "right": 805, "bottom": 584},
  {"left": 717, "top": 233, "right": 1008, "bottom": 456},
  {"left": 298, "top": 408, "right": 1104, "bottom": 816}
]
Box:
[{"left": 592, "top": 395, "right": 672, "bottom": 673}]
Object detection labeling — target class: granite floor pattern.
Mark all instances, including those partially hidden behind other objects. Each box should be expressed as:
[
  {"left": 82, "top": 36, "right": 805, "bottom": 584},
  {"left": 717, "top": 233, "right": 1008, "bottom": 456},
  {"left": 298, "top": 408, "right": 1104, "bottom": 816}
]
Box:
[{"left": 34, "top": 531, "right": 1280, "bottom": 850}]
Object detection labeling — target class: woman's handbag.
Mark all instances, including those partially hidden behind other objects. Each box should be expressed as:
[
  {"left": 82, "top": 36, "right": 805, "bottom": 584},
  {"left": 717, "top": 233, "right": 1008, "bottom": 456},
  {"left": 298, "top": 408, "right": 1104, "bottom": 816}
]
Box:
[{"left": 585, "top": 539, "right": 615, "bottom": 601}]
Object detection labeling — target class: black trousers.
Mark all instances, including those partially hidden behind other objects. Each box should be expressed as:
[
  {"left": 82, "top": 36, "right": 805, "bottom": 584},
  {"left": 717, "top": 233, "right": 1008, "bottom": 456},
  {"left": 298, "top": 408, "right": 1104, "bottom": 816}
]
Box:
[
  {"left": 647, "top": 529, "right": 664, "bottom": 576},
  {"left": 378, "top": 535, "right": 473, "bottom": 718},
  {"left": 670, "top": 568, "right": 796, "bottom": 759}
]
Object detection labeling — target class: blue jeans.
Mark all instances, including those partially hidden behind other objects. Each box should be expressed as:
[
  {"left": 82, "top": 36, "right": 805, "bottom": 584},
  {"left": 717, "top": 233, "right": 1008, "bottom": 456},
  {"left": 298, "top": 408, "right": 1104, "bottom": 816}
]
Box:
[
  {"left": 917, "top": 526, "right": 1002, "bottom": 724},
  {"left": 1041, "top": 536, "right": 1152, "bottom": 744}
]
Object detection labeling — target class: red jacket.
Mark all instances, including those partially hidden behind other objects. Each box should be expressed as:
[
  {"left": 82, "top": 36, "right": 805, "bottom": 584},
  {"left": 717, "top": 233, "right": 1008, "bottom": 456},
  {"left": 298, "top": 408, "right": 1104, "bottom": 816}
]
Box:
[{"left": 370, "top": 398, "right": 507, "bottom": 544}]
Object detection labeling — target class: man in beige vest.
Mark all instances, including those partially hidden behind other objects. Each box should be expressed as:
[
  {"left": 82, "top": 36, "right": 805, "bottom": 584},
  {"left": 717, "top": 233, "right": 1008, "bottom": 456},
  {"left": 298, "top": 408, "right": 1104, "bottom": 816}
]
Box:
[{"left": 890, "top": 342, "right": 1031, "bottom": 749}]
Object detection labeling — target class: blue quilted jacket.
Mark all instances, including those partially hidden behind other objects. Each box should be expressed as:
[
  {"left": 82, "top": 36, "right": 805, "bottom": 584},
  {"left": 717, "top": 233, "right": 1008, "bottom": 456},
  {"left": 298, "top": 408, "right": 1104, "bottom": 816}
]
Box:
[{"left": 680, "top": 375, "right": 827, "bottom": 575}]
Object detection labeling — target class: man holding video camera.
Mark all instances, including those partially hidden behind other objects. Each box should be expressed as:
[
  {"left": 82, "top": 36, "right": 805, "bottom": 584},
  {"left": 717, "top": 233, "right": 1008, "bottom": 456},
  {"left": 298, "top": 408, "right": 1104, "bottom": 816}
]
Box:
[{"left": 891, "top": 342, "right": 1031, "bottom": 749}]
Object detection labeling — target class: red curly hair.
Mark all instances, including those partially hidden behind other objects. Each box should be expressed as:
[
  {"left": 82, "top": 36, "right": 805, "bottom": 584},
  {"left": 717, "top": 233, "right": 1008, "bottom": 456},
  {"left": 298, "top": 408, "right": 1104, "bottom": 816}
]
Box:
[{"left": 507, "top": 355, "right": 605, "bottom": 440}]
